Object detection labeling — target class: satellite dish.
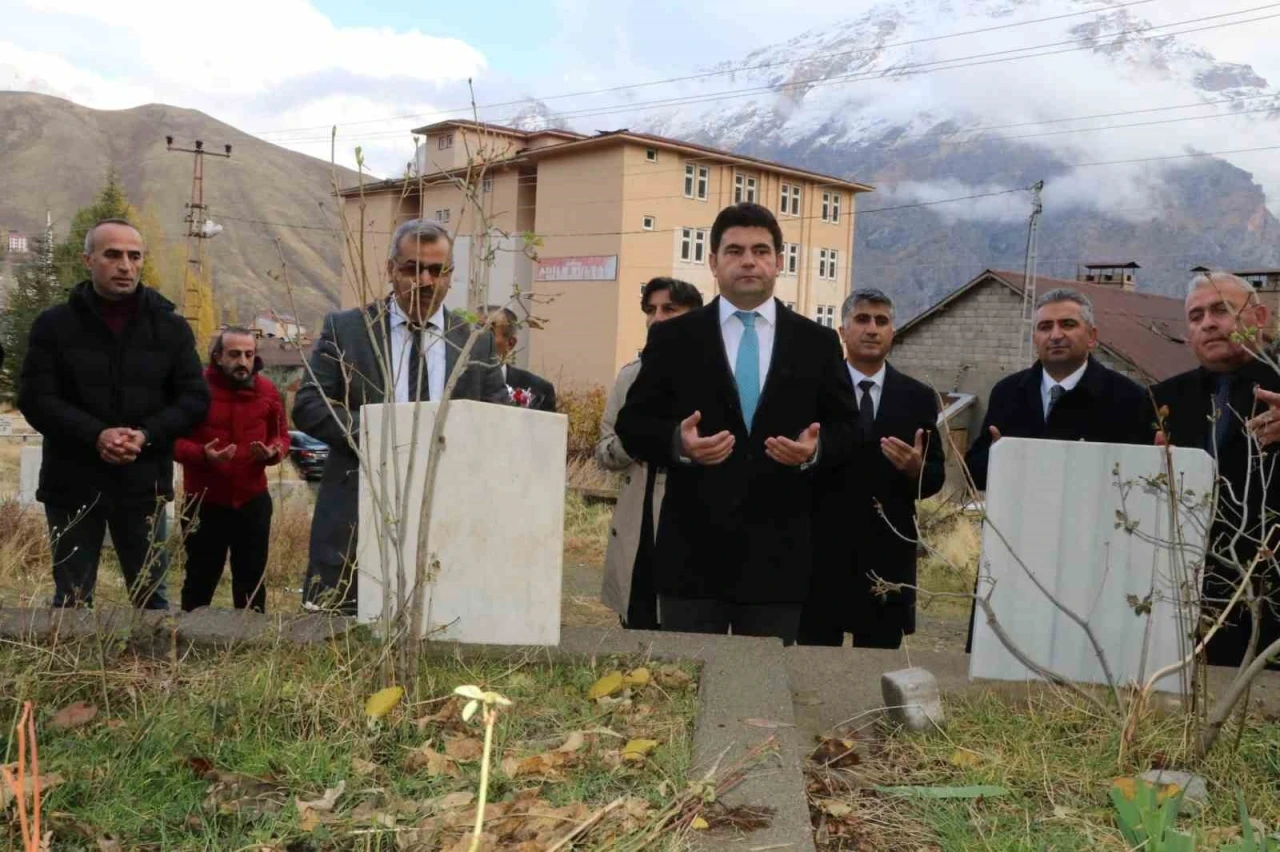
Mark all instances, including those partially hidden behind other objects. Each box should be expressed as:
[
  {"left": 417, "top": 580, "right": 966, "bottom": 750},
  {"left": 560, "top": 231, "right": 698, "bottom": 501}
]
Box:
[{"left": 201, "top": 220, "right": 224, "bottom": 238}]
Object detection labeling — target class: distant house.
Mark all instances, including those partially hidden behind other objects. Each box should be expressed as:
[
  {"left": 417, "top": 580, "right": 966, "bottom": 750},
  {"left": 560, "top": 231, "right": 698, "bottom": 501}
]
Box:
[
  {"left": 889, "top": 269, "right": 1197, "bottom": 488},
  {"left": 6, "top": 232, "right": 28, "bottom": 254},
  {"left": 251, "top": 312, "right": 306, "bottom": 342},
  {"left": 1189, "top": 266, "right": 1280, "bottom": 317}
]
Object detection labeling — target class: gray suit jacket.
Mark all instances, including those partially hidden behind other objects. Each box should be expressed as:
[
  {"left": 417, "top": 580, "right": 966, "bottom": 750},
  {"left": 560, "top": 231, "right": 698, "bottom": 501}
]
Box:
[{"left": 293, "top": 299, "right": 510, "bottom": 606}]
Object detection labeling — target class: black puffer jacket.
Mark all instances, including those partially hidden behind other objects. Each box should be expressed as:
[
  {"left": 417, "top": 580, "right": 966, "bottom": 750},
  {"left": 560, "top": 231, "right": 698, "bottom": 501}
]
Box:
[{"left": 18, "top": 281, "right": 210, "bottom": 510}]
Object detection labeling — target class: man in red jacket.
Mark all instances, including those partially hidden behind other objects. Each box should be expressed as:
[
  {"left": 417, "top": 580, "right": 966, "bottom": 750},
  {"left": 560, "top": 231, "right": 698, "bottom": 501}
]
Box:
[{"left": 174, "top": 327, "right": 289, "bottom": 612}]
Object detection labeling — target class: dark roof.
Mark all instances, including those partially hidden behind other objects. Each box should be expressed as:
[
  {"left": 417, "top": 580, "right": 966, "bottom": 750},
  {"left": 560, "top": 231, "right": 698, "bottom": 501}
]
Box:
[
  {"left": 1082, "top": 261, "right": 1141, "bottom": 269},
  {"left": 341, "top": 126, "right": 874, "bottom": 197},
  {"left": 255, "top": 339, "right": 306, "bottom": 370},
  {"left": 896, "top": 269, "right": 1198, "bottom": 383},
  {"left": 1233, "top": 269, "right": 1280, "bottom": 276},
  {"left": 409, "top": 118, "right": 585, "bottom": 141}
]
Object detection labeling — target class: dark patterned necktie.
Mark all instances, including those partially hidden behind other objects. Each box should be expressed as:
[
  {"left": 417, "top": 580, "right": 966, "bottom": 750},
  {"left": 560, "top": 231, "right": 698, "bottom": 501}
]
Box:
[{"left": 1208, "top": 373, "right": 1233, "bottom": 452}]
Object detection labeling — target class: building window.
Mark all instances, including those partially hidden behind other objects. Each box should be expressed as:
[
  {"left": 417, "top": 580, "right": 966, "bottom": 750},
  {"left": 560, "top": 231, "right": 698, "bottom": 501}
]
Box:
[
  {"left": 646, "top": 148, "right": 658, "bottom": 162},
  {"left": 481, "top": 177, "right": 493, "bottom": 193},
  {"left": 782, "top": 243, "right": 799, "bottom": 275},
  {"left": 684, "top": 164, "right": 695, "bottom": 198},
  {"left": 780, "top": 184, "right": 801, "bottom": 216},
  {"left": 435, "top": 208, "right": 450, "bottom": 223},
  {"left": 642, "top": 215, "right": 655, "bottom": 231},
  {"left": 818, "top": 248, "right": 838, "bottom": 280},
  {"left": 822, "top": 191, "right": 842, "bottom": 223},
  {"left": 734, "top": 172, "right": 758, "bottom": 204},
  {"left": 438, "top": 133, "right": 453, "bottom": 150},
  {"left": 696, "top": 165, "right": 709, "bottom": 200},
  {"left": 680, "top": 227, "right": 709, "bottom": 263},
  {"left": 815, "top": 305, "right": 835, "bottom": 327}
]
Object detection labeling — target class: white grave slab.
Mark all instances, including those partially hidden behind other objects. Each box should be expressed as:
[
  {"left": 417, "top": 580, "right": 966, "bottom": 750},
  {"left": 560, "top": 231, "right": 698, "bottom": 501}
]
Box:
[
  {"left": 969, "top": 438, "right": 1214, "bottom": 691},
  {"left": 357, "top": 400, "right": 566, "bottom": 645},
  {"left": 18, "top": 446, "right": 41, "bottom": 505}
]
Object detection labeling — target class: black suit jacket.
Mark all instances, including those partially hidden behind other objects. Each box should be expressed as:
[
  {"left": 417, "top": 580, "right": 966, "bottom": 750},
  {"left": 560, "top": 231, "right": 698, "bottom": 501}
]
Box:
[
  {"left": 809, "top": 363, "right": 946, "bottom": 641},
  {"left": 1147, "top": 358, "right": 1280, "bottom": 669},
  {"left": 615, "top": 297, "right": 858, "bottom": 604},
  {"left": 505, "top": 365, "right": 557, "bottom": 413},
  {"left": 965, "top": 356, "right": 1150, "bottom": 490}
]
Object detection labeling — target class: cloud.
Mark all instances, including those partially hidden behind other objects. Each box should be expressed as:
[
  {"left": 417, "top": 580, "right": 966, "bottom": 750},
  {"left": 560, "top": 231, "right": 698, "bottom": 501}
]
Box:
[{"left": 2, "top": 0, "right": 488, "bottom": 173}]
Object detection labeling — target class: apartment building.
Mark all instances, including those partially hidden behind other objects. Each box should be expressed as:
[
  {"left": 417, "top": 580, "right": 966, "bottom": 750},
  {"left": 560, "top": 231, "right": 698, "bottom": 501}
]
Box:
[{"left": 337, "top": 119, "right": 872, "bottom": 389}]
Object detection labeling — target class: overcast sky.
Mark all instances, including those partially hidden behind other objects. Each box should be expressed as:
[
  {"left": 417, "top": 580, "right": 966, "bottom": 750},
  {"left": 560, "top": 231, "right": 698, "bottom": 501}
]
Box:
[{"left": 2, "top": 0, "right": 1277, "bottom": 192}]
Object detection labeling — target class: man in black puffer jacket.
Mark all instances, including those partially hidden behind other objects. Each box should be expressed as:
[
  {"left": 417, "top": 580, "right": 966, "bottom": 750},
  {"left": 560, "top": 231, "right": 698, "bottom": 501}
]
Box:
[{"left": 18, "top": 218, "right": 209, "bottom": 609}]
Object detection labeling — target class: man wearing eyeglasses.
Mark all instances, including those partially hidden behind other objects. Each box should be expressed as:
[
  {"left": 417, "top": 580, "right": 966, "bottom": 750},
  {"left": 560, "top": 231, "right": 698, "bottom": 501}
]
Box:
[{"left": 293, "top": 218, "right": 510, "bottom": 613}]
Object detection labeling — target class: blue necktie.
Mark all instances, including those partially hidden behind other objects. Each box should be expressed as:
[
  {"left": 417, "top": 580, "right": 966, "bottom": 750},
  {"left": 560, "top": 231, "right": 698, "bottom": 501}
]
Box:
[
  {"left": 734, "top": 310, "right": 760, "bottom": 429},
  {"left": 1209, "top": 373, "right": 1233, "bottom": 452}
]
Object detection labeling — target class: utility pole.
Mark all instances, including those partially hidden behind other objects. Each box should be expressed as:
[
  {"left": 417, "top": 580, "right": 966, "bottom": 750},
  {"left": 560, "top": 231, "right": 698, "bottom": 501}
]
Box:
[
  {"left": 1017, "top": 180, "right": 1045, "bottom": 365},
  {"left": 166, "top": 136, "right": 230, "bottom": 345}
]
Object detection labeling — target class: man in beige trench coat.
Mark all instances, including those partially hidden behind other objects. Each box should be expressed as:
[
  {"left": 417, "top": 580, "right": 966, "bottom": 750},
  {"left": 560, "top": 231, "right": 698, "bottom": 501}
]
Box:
[{"left": 597, "top": 277, "right": 704, "bottom": 627}]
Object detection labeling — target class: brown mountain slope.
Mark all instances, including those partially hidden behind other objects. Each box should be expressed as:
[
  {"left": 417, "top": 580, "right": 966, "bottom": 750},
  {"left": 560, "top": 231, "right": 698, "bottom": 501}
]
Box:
[{"left": 0, "top": 91, "right": 363, "bottom": 328}]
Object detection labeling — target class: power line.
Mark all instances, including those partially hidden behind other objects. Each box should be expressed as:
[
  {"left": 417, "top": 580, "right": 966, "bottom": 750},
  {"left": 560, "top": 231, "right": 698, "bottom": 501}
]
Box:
[
  {"left": 250, "top": 0, "right": 1165, "bottom": 138},
  {"left": 259, "top": 5, "right": 1280, "bottom": 147}
]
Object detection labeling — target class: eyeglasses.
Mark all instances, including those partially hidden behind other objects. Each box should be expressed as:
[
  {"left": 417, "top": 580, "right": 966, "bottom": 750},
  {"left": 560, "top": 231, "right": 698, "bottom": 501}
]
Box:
[{"left": 393, "top": 260, "right": 453, "bottom": 279}]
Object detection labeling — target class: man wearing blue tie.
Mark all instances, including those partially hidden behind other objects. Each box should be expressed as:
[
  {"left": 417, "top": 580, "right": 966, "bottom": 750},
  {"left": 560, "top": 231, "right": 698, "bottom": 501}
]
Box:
[{"left": 615, "top": 203, "right": 858, "bottom": 644}]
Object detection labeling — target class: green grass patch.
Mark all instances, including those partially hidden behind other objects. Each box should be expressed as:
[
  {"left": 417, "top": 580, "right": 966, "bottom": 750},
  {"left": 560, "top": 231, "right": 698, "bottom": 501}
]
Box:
[
  {"left": 812, "top": 688, "right": 1280, "bottom": 851},
  {"left": 1, "top": 637, "right": 698, "bottom": 850}
]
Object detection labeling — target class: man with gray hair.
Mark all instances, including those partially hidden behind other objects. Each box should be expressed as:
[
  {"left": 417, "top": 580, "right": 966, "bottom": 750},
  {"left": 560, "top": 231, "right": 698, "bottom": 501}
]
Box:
[
  {"left": 964, "top": 287, "right": 1148, "bottom": 491},
  {"left": 293, "top": 217, "right": 510, "bottom": 613},
  {"left": 799, "top": 288, "right": 945, "bottom": 648},
  {"left": 1146, "top": 271, "right": 1280, "bottom": 669},
  {"left": 962, "top": 285, "right": 1148, "bottom": 651}
]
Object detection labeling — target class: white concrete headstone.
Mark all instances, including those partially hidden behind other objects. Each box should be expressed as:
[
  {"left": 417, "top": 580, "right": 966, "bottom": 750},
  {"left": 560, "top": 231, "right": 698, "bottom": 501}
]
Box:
[
  {"left": 18, "top": 446, "right": 41, "bottom": 504},
  {"left": 969, "top": 438, "right": 1214, "bottom": 692},
  {"left": 357, "top": 400, "right": 566, "bottom": 645}
]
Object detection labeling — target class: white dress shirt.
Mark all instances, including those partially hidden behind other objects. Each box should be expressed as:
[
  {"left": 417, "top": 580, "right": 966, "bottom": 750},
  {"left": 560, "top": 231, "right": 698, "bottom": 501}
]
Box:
[
  {"left": 389, "top": 297, "right": 447, "bottom": 404},
  {"left": 848, "top": 363, "right": 887, "bottom": 418},
  {"left": 718, "top": 296, "right": 776, "bottom": 383},
  {"left": 1041, "top": 360, "right": 1088, "bottom": 418}
]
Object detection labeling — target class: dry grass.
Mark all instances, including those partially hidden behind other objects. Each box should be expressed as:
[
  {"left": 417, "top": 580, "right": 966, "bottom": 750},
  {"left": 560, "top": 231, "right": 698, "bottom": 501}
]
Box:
[
  {"left": 564, "top": 490, "right": 613, "bottom": 570},
  {"left": 558, "top": 384, "right": 608, "bottom": 461},
  {"left": 566, "top": 455, "right": 621, "bottom": 493},
  {"left": 915, "top": 498, "right": 982, "bottom": 620}
]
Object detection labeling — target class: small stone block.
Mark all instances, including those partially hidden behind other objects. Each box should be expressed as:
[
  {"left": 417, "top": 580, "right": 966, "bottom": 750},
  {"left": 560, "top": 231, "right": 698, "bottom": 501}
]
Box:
[
  {"left": 881, "top": 667, "right": 945, "bottom": 732},
  {"left": 1139, "top": 769, "right": 1208, "bottom": 811}
]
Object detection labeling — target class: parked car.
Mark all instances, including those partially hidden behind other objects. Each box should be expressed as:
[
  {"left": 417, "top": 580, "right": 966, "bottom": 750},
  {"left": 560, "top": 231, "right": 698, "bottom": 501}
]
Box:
[{"left": 288, "top": 430, "right": 329, "bottom": 481}]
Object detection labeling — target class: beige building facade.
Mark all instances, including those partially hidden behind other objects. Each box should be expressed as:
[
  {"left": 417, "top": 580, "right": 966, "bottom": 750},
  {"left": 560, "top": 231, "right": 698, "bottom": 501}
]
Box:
[{"left": 338, "top": 120, "right": 871, "bottom": 389}]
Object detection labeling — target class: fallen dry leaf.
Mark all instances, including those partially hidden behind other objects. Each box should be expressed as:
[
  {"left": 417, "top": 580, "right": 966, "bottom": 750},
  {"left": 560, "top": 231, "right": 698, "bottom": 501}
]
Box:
[
  {"left": 296, "top": 780, "right": 345, "bottom": 814},
  {"left": 406, "top": 745, "right": 461, "bottom": 777},
  {"left": 201, "top": 771, "right": 287, "bottom": 817},
  {"left": 351, "top": 757, "right": 378, "bottom": 776},
  {"left": 414, "top": 698, "right": 462, "bottom": 730},
  {"left": 691, "top": 816, "right": 709, "bottom": 830},
  {"left": 444, "top": 736, "right": 484, "bottom": 762},
  {"left": 622, "top": 667, "right": 651, "bottom": 687},
  {"left": 587, "top": 671, "right": 624, "bottom": 700},
  {"left": 0, "top": 770, "right": 63, "bottom": 810},
  {"left": 817, "top": 798, "right": 852, "bottom": 818},
  {"left": 557, "top": 732, "right": 587, "bottom": 753},
  {"left": 502, "top": 749, "right": 573, "bottom": 779},
  {"left": 1111, "top": 776, "right": 1180, "bottom": 803},
  {"left": 621, "top": 739, "right": 659, "bottom": 762},
  {"left": 811, "top": 738, "right": 861, "bottom": 769},
  {"left": 50, "top": 701, "right": 98, "bottom": 730},
  {"left": 653, "top": 665, "right": 694, "bottom": 689},
  {"left": 948, "top": 749, "right": 983, "bottom": 769},
  {"left": 428, "top": 791, "right": 476, "bottom": 812},
  {"left": 365, "top": 686, "right": 404, "bottom": 720},
  {"left": 96, "top": 838, "right": 122, "bottom": 852}
]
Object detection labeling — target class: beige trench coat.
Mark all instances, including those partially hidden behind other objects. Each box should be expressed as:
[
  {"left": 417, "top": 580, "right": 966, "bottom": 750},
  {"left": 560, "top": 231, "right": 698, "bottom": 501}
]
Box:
[{"left": 596, "top": 358, "right": 666, "bottom": 618}]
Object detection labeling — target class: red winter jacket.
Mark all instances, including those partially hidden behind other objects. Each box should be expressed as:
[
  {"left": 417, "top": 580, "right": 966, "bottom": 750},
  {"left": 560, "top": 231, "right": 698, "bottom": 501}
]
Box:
[{"left": 175, "top": 365, "right": 290, "bottom": 508}]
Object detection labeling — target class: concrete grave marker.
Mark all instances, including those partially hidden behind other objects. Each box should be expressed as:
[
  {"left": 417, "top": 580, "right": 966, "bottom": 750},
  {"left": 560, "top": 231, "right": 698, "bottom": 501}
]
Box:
[
  {"left": 969, "top": 438, "right": 1213, "bottom": 692},
  {"left": 357, "top": 400, "right": 566, "bottom": 645}
]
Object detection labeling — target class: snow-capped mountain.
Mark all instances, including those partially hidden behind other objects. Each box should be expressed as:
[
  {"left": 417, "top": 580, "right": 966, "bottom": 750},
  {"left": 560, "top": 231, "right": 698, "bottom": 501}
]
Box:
[{"left": 626, "top": 0, "right": 1280, "bottom": 315}]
